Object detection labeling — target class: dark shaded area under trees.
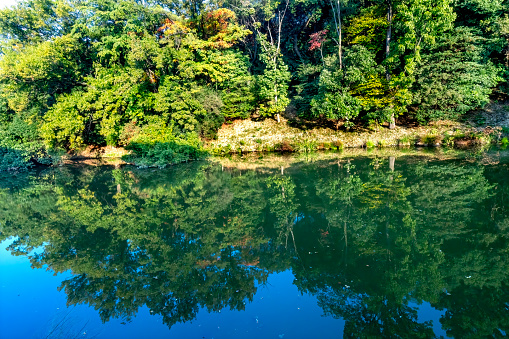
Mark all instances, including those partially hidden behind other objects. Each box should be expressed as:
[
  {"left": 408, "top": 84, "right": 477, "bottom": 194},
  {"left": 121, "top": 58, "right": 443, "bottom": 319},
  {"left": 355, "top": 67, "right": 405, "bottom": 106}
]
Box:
[{"left": 0, "top": 0, "right": 507, "bottom": 169}]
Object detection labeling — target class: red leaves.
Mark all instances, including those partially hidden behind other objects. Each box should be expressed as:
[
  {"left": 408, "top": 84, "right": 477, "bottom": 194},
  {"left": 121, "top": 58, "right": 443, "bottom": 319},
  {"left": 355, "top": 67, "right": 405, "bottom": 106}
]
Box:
[
  {"left": 309, "top": 30, "right": 328, "bottom": 51},
  {"left": 203, "top": 8, "right": 236, "bottom": 37}
]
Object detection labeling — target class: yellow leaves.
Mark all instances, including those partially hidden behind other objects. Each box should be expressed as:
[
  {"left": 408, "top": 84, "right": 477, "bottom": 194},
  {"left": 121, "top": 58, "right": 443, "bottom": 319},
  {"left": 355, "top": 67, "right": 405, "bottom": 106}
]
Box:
[
  {"left": 159, "top": 19, "right": 189, "bottom": 37},
  {"left": 157, "top": 9, "right": 250, "bottom": 51},
  {"left": 350, "top": 73, "right": 411, "bottom": 118},
  {"left": 345, "top": 6, "right": 388, "bottom": 53},
  {"left": 351, "top": 74, "right": 389, "bottom": 109}
]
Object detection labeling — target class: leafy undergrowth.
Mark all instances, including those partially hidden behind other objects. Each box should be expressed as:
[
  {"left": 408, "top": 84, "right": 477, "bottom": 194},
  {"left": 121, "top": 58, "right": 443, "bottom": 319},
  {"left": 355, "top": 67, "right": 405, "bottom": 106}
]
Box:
[
  {"left": 121, "top": 122, "right": 207, "bottom": 168},
  {"left": 124, "top": 141, "right": 207, "bottom": 168},
  {"left": 0, "top": 143, "right": 62, "bottom": 172}
]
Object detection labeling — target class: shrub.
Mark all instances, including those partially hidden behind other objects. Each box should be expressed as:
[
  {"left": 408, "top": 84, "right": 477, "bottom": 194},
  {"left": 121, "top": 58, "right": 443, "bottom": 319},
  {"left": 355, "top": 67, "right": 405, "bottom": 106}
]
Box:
[
  {"left": 365, "top": 140, "right": 375, "bottom": 148},
  {"left": 398, "top": 135, "right": 412, "bottom": 146},
  {"left": 322, "top": 142, "right": 333, "bottom": 150},
  {"left": 296, "top": 139, "right": 317, "bottom": 152},
  {"left": 123, "top": 117, "right": 207, "bottom": 167},
  {"left": 422, "top": 134, "right": 442, "bottom": 145}
]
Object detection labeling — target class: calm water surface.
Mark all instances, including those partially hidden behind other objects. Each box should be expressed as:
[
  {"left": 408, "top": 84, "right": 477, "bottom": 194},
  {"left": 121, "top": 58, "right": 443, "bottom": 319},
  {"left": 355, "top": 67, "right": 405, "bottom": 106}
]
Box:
[{"left": 1, "top": 151, "right": 509, "bottom": 338}]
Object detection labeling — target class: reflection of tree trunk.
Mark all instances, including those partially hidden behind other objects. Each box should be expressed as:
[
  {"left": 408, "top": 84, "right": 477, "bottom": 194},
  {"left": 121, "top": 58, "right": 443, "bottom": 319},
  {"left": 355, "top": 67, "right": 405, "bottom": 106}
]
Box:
[
  {"left": 386, "top": 220, "right": 391, "bottom": 261},
  {"left": 386, "top": 154, "right": 394, "bottom": 261},
  {"left": 343, "top": 220, "right": 348, "bottom": 266},
  {"left": 290, "top": 228, "right": 302, "bottom": 262}
]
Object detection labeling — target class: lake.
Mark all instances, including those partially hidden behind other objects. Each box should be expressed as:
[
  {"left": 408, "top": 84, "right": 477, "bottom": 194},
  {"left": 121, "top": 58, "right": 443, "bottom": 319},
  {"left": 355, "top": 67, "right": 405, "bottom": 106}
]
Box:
[{"left": 1, "top": 150, "right": 509, "bottom": 338}]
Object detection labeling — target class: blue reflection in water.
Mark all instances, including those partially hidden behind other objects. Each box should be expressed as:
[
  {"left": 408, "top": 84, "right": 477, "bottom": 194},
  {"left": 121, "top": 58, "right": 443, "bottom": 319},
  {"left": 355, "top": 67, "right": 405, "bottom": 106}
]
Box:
[
  {"left": 2, "top": 153, "right": 509, "bottom": 338},
  {"left": 0, "top": 239, "right": 348, "bottom": 338}
]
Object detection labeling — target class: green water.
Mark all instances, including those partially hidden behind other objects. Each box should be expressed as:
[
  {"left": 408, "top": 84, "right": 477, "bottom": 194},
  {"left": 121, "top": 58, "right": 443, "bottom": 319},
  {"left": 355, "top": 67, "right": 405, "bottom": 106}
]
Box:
[{"left": 1, "top": 151, "right": 509, "bottom": 338}]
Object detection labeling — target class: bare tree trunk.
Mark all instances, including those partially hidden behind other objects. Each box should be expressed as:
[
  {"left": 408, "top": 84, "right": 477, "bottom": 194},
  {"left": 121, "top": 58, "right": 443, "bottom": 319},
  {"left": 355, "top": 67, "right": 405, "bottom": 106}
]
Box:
[
  {"left": 338, "top": 0, "right": 342, "bottom": 69},
  {"left": 293, "top": 34, "right": 303, "bottom": 59},
  {"left": 275, "top": 2, "right": 289, "bottom": 122},
  {"left": 386, "top": 1, "right": 396, "bottom": 130},
  {"left": 330, "top": 0, "right": 343, "bottom": 68}
]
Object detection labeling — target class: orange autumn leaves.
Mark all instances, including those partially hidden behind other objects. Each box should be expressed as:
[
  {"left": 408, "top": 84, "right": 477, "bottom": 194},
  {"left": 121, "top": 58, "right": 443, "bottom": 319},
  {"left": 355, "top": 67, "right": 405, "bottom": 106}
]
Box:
[{"left": 158, "top": 9, "right": 250, "bottom": 50}]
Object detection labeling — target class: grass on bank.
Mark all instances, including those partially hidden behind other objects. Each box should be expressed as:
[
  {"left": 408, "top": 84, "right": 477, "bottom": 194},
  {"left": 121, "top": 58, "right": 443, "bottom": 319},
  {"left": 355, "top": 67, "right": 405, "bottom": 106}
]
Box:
[{"left": 205, "top": 115, "right": 508, "bottom": 155}]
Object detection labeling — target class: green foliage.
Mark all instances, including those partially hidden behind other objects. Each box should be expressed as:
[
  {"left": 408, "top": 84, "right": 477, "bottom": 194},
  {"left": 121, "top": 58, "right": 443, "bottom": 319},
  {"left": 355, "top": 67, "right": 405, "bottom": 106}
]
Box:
[
  {"left": 123, "top": 116, "right": 207, "bottom": 167},
  {"left": 421, "top": 133, "right": 442, "bottom": 145},
  {"left": 255, "top": 34, "right": 291, "bottom": 117},
  {"left": 0, "top": 0, "right": 75, "bottom": 44},
  {"left": 0, "top": 34, "right": 83, "bottom": 116},
  {"left": 217, "top": 50, "right": 256, "bottom": 119},
  {"left": 310, "top": 47, "right": 386, "bottom": 127},
  {"left": 0, "top": 0, "right": 506, "bottom": 156},
  {"left": 0, "top": 94, "right": 56, "bottom": 170},
  {"left": 295, "top": 139, "right": 318, "bottom": 152},
  {"left": 293, "top": 63, "right": 322, "bottom": 118},
  {"left": 345, "top": 5, "right": 388, "bottom": 54},
  {"left": 0, "top": 0, "right": 253, "bottom": 160},
  {"left": 365, "top": 139, "right": 375, "bottom": 148},
  {"left": 411, "top": 27, "right": 502, "bottom": 123}
]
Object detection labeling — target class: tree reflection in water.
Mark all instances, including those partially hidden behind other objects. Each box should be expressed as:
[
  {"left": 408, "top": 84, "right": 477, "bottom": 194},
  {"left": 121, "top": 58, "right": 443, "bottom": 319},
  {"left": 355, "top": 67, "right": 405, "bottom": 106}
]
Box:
[{"left": 1, "top": 154, "right": 509, "bottom": 337}]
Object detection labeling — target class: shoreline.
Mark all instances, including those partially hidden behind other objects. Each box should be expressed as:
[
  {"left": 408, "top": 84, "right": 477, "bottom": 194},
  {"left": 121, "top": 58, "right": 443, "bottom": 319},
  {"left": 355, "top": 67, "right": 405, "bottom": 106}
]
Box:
[
  {"left": 205, "top": 116, "right": 508, "bottom": 155},
  {"left": 58, "top": 115, "right": 508, "bottom": 168}
]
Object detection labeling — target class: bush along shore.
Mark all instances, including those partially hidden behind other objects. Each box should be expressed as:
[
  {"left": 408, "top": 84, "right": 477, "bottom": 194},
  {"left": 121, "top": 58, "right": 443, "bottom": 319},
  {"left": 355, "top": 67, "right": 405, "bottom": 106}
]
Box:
[
  {"left": 42, "top": 110, "right": 507, "bottom": 170},
  {"left": 3, "top": 109, "right": 509, "bottom": 171},
  {"left": 0, "top": 0, "right": 508, "bottom": 170},
  {"left": 2, "top": 104, "right": 509, "bottom": 171}
]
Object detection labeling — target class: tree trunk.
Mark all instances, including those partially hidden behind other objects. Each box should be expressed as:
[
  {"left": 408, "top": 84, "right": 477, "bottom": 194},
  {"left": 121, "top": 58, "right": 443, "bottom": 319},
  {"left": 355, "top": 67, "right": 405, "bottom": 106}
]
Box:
[
  {"left": 293, "top": 34, "right": 303, "bottom": 60},
  {"left": 338, "top": 0, "right": 342, "bottom": 69},
  {"left": 330, "top": 0, "right": 343, "bottom": 68},
  {"left": 386, "top": 1, "right": 396, "bottom": 130}
]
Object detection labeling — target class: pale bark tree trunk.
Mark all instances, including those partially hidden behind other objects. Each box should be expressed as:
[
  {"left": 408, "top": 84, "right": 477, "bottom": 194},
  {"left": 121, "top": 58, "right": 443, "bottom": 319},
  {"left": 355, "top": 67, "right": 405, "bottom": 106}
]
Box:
[
  {"left": 258, "top": 1, "right": 289, "bottom": 123},
  {"left": 330, "top": 0, "right": 343, "bottom": 68},
  {"left": 293, "top": 34, "right": 303, "bottom": 59},
  {"left": 386, "top": 1, "right": 396, "bottom": 130}
]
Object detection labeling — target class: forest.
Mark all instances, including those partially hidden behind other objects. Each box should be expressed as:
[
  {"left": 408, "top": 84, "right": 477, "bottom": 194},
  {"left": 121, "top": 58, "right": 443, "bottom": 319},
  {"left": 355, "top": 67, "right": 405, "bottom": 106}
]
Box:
[{"left": 0, "top": 0, "right": 508, "bottom": 169}]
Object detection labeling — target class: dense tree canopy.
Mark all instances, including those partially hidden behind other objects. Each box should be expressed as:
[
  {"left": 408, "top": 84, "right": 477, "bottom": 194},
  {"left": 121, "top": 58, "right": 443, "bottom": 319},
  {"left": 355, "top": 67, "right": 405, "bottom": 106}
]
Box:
[{"left": 0, "top": 0, "right": 506, "bottom": 169}]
